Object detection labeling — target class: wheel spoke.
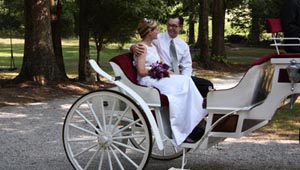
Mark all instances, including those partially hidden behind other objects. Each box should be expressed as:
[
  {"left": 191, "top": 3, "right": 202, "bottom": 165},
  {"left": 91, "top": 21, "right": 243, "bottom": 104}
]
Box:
[
  {"left": 111, "top": 144, "right": 139, "bottom": 168},
  {"left": 113, "top": 140, "right": 145, "bottom": 154},
  {"left": 68, "top": 137, "right": 97, "bottom": 142},
  {"left": 111, "top": 105, "right": 130, "bottom": 132},
  {"left": 75, "top": 109, "right": 101, "bottom": 135},
  {"left": 109, "top": 146, "right": 125, "bottom": 170},
  {"left": 69, "top": 123, "right": 97, "bottom": 136},
  {"left": 73, "top": 142, "right": 98, "bottom": 158},
  {"left": 97, "top": 148, "right": 105, "bottom": 170},
  {"left": 113, "top": 134, "right": 146, "bottom": 140},
  {"left": 113, "top": 118, "right": 141, "bottom": 136},
  {"left": 108, "top": 98, "right": 117, "bottom": 128},
  {"left": 121, "top": 115, "right": 143, "bottom": 127},
  {"left": 106, "top": 149, "right": 113, "bottom": 170},
  {"left": 99, "top": 98, "right": 107, "bottom": 131},
  {"left": 83, "top": 147, "right": 101, "bottom": 170},
  {"left": 86, "top": 100, "right": 103, "bottom": 132}
]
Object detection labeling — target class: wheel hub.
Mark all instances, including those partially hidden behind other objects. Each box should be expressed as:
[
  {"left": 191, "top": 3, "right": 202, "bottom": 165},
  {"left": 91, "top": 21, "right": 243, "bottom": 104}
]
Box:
[{"left": 98, "top": 132, "right": 112, "bottom": 148}]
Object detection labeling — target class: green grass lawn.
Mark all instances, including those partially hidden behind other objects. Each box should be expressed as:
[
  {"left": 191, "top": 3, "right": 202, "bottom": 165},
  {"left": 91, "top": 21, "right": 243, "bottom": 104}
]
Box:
[
  {"left": 0, "top": 39, "right": 128, "bottom": 78},
  {"left": 255, "top": 103, "right": 300, "bottom": 140}
]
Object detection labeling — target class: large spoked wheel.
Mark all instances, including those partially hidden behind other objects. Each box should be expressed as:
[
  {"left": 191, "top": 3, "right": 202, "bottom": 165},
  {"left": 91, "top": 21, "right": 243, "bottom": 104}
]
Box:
[
  {"left": 63, "top": 90, "right": 152, "bottom": 170},
  {"left": 151, "top": 137, "right": 188, "bottom": 160},
  {"left": 130, "top": 132, "right": 187, "bottom": 160}
]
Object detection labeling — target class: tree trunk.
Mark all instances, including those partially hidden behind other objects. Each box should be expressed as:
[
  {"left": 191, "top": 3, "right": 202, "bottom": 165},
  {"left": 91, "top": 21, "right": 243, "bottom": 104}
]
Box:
[
  {"left": 78, "top": 0, "right": 92, "bottom": 82},
  {"left": 249, "top": 4, "right": 260, "bottom": 45},
  {"left": 211, "top": 0, "right": 226, "bottom": 58},
  {"left": 188, "top": 14, "right": 195, "bottom": 45},
  {"left": 15, "top": 0, "right": 65, "bottom": 85},
  {"left": 50, "top": 0, "right": 67, "bottom": 78},
  {"left": 198, "top": 0, "right": 210, "bottom": 67}
]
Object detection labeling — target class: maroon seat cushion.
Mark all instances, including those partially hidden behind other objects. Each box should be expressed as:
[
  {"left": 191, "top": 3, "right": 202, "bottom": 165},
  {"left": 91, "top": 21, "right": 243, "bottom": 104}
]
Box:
[
  {"left": 110, "top": 53, "right": 138, "bottom": 84},
  {"left": 110, "top": 53, "right": 169, "bottom": 106},
  {"left": 251, "top": 53, "right": 300, "bottom": 67},
  {"left": 265, "top": 18, "right": 282, "bottom": 33}
]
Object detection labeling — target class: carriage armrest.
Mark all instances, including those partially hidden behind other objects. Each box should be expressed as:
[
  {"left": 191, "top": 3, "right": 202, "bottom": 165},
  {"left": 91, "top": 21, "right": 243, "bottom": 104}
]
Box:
[
  {"left": 110, "top": 62, "right": 164, "bottom": 107},
  {"left": 207, "top": 101, "right": 263, "bottom": 112}
]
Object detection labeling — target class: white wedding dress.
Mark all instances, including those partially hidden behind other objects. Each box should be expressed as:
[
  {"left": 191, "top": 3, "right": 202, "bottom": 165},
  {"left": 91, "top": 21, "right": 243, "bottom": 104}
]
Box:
[{"left": 135, "top": 44, "right": 207, "bottom": 145}]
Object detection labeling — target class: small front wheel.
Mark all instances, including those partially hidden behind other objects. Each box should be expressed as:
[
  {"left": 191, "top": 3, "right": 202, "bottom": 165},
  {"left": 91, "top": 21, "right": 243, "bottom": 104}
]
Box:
[{"left": 63, "top": 90, "right": 152, "bottom": 170}]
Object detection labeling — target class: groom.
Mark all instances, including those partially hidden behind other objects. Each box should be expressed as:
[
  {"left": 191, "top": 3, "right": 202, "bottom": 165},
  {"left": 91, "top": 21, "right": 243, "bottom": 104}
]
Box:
[{"left": 132, "top": 14, "right": 213, "bottom": 98}]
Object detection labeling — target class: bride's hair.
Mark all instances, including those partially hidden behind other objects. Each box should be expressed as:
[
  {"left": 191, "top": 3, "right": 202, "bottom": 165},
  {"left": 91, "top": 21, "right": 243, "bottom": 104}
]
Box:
[{"left": 137, "top": 18, "right": 157, "bottom": 39}]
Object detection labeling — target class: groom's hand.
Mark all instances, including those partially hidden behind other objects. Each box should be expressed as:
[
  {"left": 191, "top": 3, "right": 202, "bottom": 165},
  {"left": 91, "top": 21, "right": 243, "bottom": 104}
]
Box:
[{"left": 134, "top": 43, "right": 146, "bottom": 56}]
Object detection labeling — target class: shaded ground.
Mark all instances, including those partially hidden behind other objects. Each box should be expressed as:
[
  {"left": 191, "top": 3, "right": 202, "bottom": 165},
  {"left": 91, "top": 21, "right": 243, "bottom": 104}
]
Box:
[{"left": 0, "top": 79, "right": 113, "bottom": 107}]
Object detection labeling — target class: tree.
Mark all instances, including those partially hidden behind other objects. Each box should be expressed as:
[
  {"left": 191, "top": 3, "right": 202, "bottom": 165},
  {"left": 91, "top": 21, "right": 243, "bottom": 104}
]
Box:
[
  {"left": 15, "top": 0, "right": 66, "bottom": 85},
  {"left": 249, "top": 1, "right": 260, "bottom": 45},
  {"left": 211, "top": 0, "right": 226, "bottom": 59},
  {"left": 198, "top": 0, "right": 210, "bottom": 66},
  {"left": 50, "top": 0, "right": 67, "bottom": 78},
  {"left": 87, "top": 0, "right": 171, "bottom": 73},
  {"left": 78, "top": 0, "right": 92, "bottom": 82},
  {"left": 186, "top": 0, "right": 196, "bottom": 45}
]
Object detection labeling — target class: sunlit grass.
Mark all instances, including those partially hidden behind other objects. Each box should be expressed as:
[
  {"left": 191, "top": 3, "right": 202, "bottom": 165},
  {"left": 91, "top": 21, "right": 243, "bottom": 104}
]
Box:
[
  {"left": 252, "top": 103, "right": 300, "bottom": 140},
  {"left": 226, "top": 46, "right": 279, "bottom": 57},
  {"left": 0, "top": 38, "right": 126, "bottom": 77}
]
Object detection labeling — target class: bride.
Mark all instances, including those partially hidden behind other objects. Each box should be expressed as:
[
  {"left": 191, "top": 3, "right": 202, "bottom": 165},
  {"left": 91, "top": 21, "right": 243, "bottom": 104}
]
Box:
[{"left": 133, "top": 18, "right": 207, "bottom": 145}]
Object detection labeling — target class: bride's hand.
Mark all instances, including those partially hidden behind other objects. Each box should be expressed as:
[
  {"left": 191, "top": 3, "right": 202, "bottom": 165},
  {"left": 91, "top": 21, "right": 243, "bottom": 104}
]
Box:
[{"left": 168, "top": 70, "right": 174, "bottom": 74}]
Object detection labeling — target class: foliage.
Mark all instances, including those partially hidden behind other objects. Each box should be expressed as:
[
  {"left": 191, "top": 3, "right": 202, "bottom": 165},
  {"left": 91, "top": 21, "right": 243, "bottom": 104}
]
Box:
[
  {"left": 226, "top": 2, "right": 251, "bottom": 35},
  {"left": 0, "top": 0, "right": 24, "bottom": 37},
  {"left": 226, "top": 0, "right": 285, "bottom": 40},
  {"left": 211, "top": 55, "right": 229, "bottom": 64},
  {"left": 60, "top": 1, "right": 78, "bottom": 38},
  {"left": 88, "top": 0, "right": 176, "bottom": 48}
]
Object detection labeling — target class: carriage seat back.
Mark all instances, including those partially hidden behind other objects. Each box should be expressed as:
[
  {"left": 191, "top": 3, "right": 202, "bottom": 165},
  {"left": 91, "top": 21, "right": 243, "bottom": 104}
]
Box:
[
  {"left": 110, "top": 53, "right": 138, "bottom": 84},
  {"left": 265, "top": 18, "right": 282, "bottom": 34},
  {"left": 109, "top": 53, "right": 168, "bottom": 106},
  {"left": 207, "top": 60, "right": 273, "bottom": 109},
  {"left": 265, "top": 18, "right": 300, "bottom": 54}
]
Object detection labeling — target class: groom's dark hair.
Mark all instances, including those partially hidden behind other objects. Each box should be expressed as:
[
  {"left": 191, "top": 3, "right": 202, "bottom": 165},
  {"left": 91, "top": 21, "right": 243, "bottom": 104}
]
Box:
[{"left": 169, "top": 14, "right": 184, "bottom": 25}]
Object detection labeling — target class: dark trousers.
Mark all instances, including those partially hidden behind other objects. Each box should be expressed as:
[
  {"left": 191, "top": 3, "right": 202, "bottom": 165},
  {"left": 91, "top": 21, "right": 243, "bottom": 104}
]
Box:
[{"left": 191, "top": 76, "right": 214, "bottom": 98}]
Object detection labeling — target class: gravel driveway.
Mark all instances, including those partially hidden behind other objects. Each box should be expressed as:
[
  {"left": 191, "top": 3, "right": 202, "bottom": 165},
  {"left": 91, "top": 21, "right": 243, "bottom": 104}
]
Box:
[{"left": 0, "top": 74, "right": 299, "bottom": 170}]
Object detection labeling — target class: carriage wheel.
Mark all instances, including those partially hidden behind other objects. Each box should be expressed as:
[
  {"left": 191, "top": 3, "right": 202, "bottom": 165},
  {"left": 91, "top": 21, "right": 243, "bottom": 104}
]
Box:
[
  {"left": 130, "top": 134, "right": 187, "bottom": 160},
  {"left": 63, "top": 90, "right": 152, "bottom": 170}
]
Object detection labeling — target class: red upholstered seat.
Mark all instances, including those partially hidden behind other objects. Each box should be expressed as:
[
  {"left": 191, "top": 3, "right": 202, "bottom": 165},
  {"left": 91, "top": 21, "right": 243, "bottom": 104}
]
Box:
[
  {"left": 110, "top": 53, "right": 138, "bottom": 84},
  {"left": 265, "top": 18, "right": 282, "bottom": 33},
  {"left": 110, "top": 53, "right": 169, "bottom": 106}
]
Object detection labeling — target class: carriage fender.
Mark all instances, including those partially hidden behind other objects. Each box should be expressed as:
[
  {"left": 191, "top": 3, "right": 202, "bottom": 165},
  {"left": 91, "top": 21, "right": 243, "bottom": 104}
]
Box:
[{"left": 89, "top": 59, "right": 164, "bottom": 150}]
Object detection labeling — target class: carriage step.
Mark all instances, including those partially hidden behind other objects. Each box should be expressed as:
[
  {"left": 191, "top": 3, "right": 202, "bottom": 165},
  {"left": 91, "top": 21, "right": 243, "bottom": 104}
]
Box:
[{"left": 169, "top": 167, "right": 190, "bottom": 170}]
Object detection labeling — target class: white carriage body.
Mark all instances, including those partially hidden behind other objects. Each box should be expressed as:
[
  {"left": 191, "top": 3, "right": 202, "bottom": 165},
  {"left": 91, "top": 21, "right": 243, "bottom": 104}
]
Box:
[
  {"left": 89, "top": 52, "right": 300, "bottom": 152},
  {"left": 62, "top": 52, "right": 300, "bottom": 170}
]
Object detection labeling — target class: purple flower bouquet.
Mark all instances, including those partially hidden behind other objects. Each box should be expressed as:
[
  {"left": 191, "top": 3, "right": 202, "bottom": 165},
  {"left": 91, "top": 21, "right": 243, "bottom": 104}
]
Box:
[{"left": 149, "top": 61, "right": 170, "bottom": 80}]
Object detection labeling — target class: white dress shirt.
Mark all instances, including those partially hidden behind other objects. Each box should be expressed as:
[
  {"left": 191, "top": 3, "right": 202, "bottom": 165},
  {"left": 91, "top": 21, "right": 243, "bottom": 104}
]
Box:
[{"left": 153, "top": 32, "right": 193, "bottom": 76}]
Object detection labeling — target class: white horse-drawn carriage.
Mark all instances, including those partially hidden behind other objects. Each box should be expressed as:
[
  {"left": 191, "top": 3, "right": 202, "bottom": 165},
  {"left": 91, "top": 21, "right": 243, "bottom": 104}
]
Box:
[{"left": 62, "top": 18, "right": 300, "bottom": 170}]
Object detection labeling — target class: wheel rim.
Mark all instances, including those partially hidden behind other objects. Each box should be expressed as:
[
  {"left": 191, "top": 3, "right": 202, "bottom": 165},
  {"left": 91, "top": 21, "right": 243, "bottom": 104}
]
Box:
[{"left": 63, "top": 90, "right": 152, "bottom": 170}]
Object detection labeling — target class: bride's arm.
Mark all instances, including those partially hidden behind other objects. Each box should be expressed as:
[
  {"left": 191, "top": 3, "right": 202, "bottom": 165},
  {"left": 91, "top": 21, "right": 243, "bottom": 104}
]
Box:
[{"left": 136, "top": 44, "right": 149, "bottom": 77}]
